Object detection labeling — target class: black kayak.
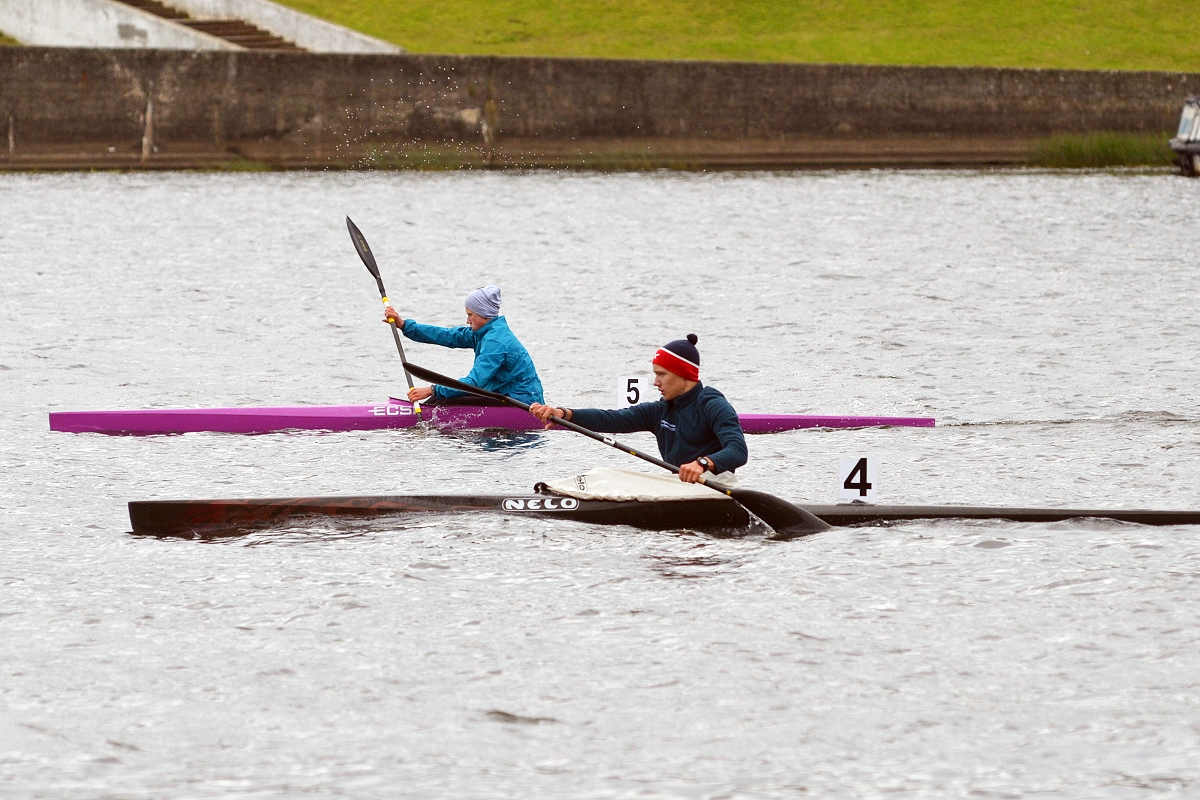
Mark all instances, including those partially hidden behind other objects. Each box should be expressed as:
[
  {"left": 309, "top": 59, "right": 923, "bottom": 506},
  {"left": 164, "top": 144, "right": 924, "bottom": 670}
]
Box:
[{"left": 128, "top": 492, "right": 1200, "bottom": 537}]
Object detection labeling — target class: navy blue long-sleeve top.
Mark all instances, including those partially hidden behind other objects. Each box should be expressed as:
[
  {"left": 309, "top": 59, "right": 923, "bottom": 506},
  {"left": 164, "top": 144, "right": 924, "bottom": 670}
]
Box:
[{"left": 569, "top": 383, "right": 748, "bottom": 474}]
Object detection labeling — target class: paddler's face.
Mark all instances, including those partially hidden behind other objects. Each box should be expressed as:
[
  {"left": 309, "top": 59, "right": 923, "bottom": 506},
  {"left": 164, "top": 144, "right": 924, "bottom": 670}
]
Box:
[
  {"left": 653, "top": 365, "right": 688, "bottom": 401},
  {"left": 465, "top": 309, "right": 489, "bottom": 330}
]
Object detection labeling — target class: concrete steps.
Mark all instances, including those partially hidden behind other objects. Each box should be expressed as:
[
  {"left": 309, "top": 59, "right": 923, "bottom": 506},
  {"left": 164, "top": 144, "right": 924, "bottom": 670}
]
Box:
[
  {"left": 1, "top": 0, "right": 402, "bottom": 53},
  {"left": 117, "top": 0, "right": 187, "bottom": 19},
  {"left": 112, "top": 0, "right": 304, "bottom": 50}
]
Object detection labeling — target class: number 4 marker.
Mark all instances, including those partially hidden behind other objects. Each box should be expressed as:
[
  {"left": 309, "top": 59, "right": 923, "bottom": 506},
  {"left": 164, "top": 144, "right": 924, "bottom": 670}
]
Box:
[{"left": 839, "top": 456, "right": 878, "bottom": 503}]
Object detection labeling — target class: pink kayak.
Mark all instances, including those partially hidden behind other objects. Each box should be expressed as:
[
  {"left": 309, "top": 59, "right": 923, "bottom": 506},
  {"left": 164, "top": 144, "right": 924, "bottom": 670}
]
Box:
[{"left": 48, "top": 400, "right": 935, "bottom": 436}]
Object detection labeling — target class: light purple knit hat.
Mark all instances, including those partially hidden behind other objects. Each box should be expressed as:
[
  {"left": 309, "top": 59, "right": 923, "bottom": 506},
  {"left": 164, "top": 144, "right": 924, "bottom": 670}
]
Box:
[{"left": 465, "top": 285, "right": 501, "bottom": 318}]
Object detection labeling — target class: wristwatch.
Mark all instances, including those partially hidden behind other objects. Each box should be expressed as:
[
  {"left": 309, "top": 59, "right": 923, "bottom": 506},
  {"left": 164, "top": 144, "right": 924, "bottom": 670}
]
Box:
[{"left": 697, "top": 456, "right": 712, "bottom": 472}]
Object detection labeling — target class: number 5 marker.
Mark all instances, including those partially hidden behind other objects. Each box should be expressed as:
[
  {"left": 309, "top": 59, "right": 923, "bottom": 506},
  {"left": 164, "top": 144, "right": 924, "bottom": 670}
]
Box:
[{"left": 617, "top": 376, "right": 649, "bottom": 408}]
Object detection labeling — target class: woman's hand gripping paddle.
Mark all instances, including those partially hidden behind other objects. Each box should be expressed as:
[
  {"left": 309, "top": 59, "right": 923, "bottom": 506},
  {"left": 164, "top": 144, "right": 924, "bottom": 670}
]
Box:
[
  {"left": 346, "top": 217, "right": 421, "bottom": 419},
  {"left": 400, "top": 360, "right": 831, "bottom": 538}
]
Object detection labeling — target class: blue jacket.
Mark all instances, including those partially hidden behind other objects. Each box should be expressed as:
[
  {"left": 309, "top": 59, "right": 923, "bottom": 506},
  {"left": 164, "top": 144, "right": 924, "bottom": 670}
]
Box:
[
  {"left": 570, "top": 383, "right": 747, "bottom": 473},
  {"left": 401, "top": 316, "right": 544, "bottom": 404}
]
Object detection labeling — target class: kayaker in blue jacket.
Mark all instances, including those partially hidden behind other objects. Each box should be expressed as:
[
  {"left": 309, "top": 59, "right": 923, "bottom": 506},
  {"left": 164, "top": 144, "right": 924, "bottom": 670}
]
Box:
[
  {"left": 530, "top": 334, "right": 747, "bottom": 484},
  {"left": 383, "top": 284, "right": 544, "bottom": 405}
]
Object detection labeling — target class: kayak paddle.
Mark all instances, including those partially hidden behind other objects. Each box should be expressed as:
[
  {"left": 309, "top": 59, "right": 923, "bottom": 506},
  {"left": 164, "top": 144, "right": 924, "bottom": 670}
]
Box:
[
  {"left": 346, "top": 216, "right": 420, "bottom": 418},
  {"left": 400, "top": 360, "right": 831, "bottom": 538}
]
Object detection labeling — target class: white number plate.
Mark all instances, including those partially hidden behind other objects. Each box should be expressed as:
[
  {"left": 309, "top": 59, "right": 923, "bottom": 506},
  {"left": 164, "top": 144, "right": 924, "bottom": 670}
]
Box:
[
  {"left": 617, "top": 376, "right": 650, "bottom": 408},
  {"left": 839, "top": 456, "right": 878, "bottom": 503}
]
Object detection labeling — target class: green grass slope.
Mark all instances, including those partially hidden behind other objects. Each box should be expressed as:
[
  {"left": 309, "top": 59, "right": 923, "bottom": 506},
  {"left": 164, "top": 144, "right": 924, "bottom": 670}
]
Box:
[{"left": 279, "top": 0, "right": 1200, "bottom": 72}]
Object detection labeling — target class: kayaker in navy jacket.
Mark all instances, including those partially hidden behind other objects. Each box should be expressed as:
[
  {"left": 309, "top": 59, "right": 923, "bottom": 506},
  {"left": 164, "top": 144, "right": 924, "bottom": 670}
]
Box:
[
  {"left": 530, "top": 334, "right": 747, "bottom": 484},
  {"left": 383, "top": 284, "right": 544, "bottom": 405}
]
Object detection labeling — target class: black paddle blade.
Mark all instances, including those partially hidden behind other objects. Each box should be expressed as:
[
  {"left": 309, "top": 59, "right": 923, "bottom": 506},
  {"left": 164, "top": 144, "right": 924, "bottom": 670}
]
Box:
[
  {"left": 346, "top": 216, "right": 387, "bottom": 296},
  {"left": 728, "top": 488, "right": 831, "bottom": 537}
]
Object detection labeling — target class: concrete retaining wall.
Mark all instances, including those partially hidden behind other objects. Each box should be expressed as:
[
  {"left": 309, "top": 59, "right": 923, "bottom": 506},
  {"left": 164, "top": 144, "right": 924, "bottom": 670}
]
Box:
[{"left": 2, "top": 47, "right": 1198, "bottom": 169}]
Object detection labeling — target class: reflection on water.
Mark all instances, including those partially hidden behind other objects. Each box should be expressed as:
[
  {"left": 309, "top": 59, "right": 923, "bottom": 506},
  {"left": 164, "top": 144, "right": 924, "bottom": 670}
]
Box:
[
  {"left": 645, "top": 549, "right": 750, "bottom": 580},
  {"left": 446, "top": 429, "right": 548, "bottom": 452}
]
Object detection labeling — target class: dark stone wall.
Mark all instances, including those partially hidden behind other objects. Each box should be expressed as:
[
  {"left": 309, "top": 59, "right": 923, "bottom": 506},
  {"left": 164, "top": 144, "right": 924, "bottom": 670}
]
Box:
[
  {"left": 487, "top": 57, "right": 1197, "bottom": 137},
  {"left": 2, "top": 47, "right": 1197, "bottom": 168}
]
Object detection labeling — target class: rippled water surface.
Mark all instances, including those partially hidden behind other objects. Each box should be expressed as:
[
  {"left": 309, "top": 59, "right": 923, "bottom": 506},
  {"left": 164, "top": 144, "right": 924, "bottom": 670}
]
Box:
[{"left": 2, "top": 168, "right": 1200, "bottom": 798}]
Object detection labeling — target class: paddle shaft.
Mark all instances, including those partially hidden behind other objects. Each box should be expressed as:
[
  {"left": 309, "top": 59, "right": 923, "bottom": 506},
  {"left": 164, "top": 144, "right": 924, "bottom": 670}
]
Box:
[
  {"left": 381, "top": 308, "right": 415, "bottom": 391},
  {"left": 400, "top": 360, "right": 830, "bottom": 536},
  {"left": 345, "top": 217, "right": 417, "bottom": 396}
]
